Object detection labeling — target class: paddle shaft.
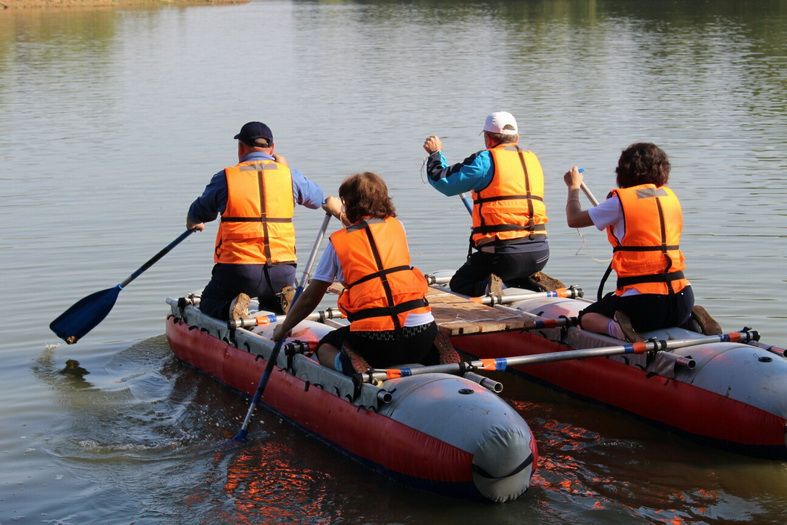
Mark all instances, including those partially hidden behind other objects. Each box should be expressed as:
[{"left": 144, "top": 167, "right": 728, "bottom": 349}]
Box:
[
  {"left": 235, "top": 213, "right": 332, "bottom": 440},
  {"left": 120, "top": 229, "right": 195, "bottom": 288},
  {"left": 366, "top": 329, "right": 760, "bottom": 382},
  {"left": 576, "top": 168, "right": 600, "bottom": 206},
  {"left": 581, "top": 182, "right": 599, "bottom": 207},
  {"left": 459, "top": 193, "right": 473, "bottom": 214}
]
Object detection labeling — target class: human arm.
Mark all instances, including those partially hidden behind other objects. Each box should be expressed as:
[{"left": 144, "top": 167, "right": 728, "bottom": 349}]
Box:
[
  {"left": 564, "top": 165, "right": 594, "bottom": 228},
  {"left": 186, "top": 170, "right": 228, "bottom": 231},
  {"left": 272, "top": 279, "right": 332, "bottom": 341},
  {"left": 422, "top": 135, "right": 494, "bottom": 196},
  {"left": 291, "top": 168, "right": 325, "bottom": 209},
  {"left": 322, "top": 195, "right": 349, "bottom": 226}
]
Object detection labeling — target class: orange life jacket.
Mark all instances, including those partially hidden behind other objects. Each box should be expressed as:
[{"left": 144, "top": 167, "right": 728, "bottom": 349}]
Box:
[
  {"left": 471, "top": 145, "right": 548, "bottom": 247},
  {"left": 606, "top": 184, "right": 689, "bottom": 295},
  {"left": 331, "top": 217, "right": 431, "bottom": 332},
  {"left": 214, "top": 159, "right": 296, "bottom": 264}
]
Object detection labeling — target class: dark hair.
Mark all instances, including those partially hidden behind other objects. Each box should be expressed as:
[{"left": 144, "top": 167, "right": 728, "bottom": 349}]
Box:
[
  {"left": 484, "top": 132, "right": 519, "bottom": 146},
  {"left": 615, "top": 143, "right": 671, "bottom": 188},
  {"left": 339, "top": 172, "right": 396, "bottom": 224}
]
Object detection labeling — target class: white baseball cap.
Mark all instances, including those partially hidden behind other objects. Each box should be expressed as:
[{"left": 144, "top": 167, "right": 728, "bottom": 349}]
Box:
[{"left": 483, "top": 111, "right": 519, "bottom": 135}]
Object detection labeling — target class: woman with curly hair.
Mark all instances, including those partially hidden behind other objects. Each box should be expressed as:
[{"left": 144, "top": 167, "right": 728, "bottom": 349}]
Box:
[{"left": 564, "top": 143, "right": 719, "bottom": 341}]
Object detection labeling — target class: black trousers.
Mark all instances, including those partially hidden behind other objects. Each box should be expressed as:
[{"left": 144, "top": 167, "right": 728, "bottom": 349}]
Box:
[
  {"left": 580, "top": 286, "right": 695, "bottom": 332},
  {"left": 199, "top": 263, "right": 296, "bottom": 320},
  {"left": 449, "top": 247, "right": 550, "bottom": 297},
  {"left": 319, "top": 322, "right": 439, "bottom": 373}
]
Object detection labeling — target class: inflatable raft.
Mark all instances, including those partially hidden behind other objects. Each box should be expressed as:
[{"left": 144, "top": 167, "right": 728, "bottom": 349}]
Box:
[
  {"left": 430, "top": 283, "right": 787, "bottom": 458},
  {"left": 164, "top": 295, "right": 537, "bottom": 502}
]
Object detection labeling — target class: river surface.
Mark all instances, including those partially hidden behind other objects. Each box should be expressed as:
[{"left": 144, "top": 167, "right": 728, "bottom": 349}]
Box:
[{"left": 1, "top": 1, "right": 786, "bottom": 523}]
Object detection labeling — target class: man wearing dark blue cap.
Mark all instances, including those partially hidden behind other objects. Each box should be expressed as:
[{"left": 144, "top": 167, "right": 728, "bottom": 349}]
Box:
[{"left": 187, "top": 121, "right": 342, "bottom": 320}]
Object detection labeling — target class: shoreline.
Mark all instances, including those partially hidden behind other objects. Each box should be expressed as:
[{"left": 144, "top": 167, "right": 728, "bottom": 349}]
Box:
[{"left": 1, "top": 0, "right": 248, "bottom": 8}]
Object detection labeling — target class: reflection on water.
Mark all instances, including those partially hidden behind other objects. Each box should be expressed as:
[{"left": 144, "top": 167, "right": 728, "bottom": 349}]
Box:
[{"left": 1, "top": 0, "right": 786, "bottom": 523}]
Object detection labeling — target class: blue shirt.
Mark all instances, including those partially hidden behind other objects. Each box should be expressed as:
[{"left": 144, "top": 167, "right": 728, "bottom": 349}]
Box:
[
  {"left": 425, "top": 150, "right": 494, "bottom": 196},
  {"left": 187, "top": 152, "right": 325, "bottom": 224}
]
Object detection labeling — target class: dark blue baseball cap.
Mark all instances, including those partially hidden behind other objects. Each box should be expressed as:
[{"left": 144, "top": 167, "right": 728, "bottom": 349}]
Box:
[{"left": 234, "top": 121, "right": 274, "bottom": 147}]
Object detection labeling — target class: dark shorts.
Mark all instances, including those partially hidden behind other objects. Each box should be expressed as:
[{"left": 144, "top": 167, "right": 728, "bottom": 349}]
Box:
[
  {"left": 199, "top": 263, "right": 296, "bottom": 320},
  {"left": 580, "top": 285, "right": 695, "bottom": 332},
  {"left": 450, "top": 242, "right": 549, "bottom": 297},
  {"left": 319, "top": 322, "right": 439, "bottom": 370}
]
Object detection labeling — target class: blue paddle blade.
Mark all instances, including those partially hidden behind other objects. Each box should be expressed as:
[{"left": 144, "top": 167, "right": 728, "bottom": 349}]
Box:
[{"left": 49, "top": 285, "right": 122, "bottom": 344}]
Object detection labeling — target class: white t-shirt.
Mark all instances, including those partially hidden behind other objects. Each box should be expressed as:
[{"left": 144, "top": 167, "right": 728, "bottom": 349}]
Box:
[
  {"left": 587, "top": 195, "right": 624, "bottom": 238},
  {"left": 586, "top": 195, "right": 641, "bottom": 296},
  {"left": 312, "top": 235, "right": 434, "bottom": 327}
]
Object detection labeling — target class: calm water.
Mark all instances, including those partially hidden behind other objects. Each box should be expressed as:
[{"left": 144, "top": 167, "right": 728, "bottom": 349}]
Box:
[{"left": 1, "top": 1, "right": 786, "bottom": 523}]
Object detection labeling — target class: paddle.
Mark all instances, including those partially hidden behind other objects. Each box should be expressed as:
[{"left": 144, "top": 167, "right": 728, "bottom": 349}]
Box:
[
  {"left": 234, "top": 212, "right": 332, "bottom": 441},
  {"left": 459, "top": 192, "right": 473, "bottom": 214},
  {"left": 362, "top": 329, "right": 760, "bottom": 382},
  {"left": 577, "top": 168, "right": 600, "bottom": 206},
  {"left": 50, "top": 229, "right": 196, "bottom": 344}
]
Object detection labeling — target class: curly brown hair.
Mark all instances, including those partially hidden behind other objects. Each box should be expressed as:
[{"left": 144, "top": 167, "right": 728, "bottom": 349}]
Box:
[
  {"left": 615, "top": 143, "right": 671, "bottom": 188},
  {"left": 339, "top": 172, "right": 396, "bottom": 224}
]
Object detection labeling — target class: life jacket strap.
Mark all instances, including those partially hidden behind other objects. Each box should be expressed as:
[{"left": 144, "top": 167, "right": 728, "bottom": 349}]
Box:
[
  {"left": 472, "top": 223, "right": 546, "bottom": 235},
  {"left": 346, "top": 298, "right": 429, "bottom": 323},
  {"left": 613, "top": 244, "right": 679, "bottom": 252},
  {"left": 616, "top": 271, "right": 685, "bottom": 289},
  {"left": 220, "top": 217, "right": 293, "bottom": 223},
  {"left": 345, "top": 264, "right": 412, "bottom": 289},
  {"left": 473, "top": 194, "right": 544, "bottom": 204}
]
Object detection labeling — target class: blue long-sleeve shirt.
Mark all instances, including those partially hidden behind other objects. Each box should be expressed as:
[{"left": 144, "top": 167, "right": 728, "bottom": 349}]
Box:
[
  {"left": 425, "top": 150, "right": 495, "bottom": 196},
  {"left": 187, "top": 152, "right": 325, "bottom": 224}
]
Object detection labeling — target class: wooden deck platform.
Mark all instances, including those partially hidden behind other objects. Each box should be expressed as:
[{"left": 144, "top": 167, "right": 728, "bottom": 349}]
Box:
[{"left": 427, "top": 286, "right": 531, "bottom": 336}]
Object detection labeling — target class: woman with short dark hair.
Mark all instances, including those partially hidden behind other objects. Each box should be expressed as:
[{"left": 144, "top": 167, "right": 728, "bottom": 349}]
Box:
[
  {"left": 564, "top": 143, "right": 718, "bottom": 341},
  {"left": 273, "top": 172, "right": 439, "bottom": 374}
]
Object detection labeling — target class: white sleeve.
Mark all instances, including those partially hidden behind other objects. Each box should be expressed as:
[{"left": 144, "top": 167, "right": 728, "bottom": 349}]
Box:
[
  {"left": 311, "top": 243, "right": 344, "bottom": 283},
  {"left": 587, "top": 195, "right": 624, "bottom": 231}
]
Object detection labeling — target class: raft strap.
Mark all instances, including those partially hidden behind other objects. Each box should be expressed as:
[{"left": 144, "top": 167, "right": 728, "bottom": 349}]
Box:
[{"left": 472, "top": 453, "right": 534, "bottom": 480}]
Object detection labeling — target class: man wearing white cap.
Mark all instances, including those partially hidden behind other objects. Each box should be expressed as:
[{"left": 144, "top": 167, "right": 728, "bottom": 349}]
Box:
[{"left": 422, "top": 112, "right": 553, "bottom": 296}]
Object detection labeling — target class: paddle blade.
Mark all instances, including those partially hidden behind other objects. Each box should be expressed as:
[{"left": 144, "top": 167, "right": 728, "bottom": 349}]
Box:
[{"left": 49, "top": 285, "right": 122, "bottom": 344}]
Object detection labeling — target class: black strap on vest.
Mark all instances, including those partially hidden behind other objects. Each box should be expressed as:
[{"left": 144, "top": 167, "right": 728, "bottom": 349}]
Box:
[
  {"left": 473, "top": 194, "right": 544, "bottom": 204},
  {"left": 616, "top": 271, "right": 685, "bottom": 288},
  {"left": 221, "top": 217, "right": 292, "bottom": 223},
  {"left": 346, "top": 264, "right": 412, "bottom": 289},
  {"left": 472, "top": 223, "right": 547, "bottom": 235},
  {"left": 346, "top": 298, "right": 430, "bottom": 323},
  {"left": 516, "top": 145, "right": 536, "bottom": 236},
  {"left": 612, "top": 244, "right": 679, "bottom": 252},
  {"left": 344, "top": 219, "right": 424, "bottom": 330},
  {"left": 597, "top": 262, "right": 614, "bottom": 302}
]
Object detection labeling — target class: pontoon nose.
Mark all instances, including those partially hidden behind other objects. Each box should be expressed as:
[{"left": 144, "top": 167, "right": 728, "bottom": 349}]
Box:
[{"left": 472, "top": 424, "right": 537, "bottom": 502}]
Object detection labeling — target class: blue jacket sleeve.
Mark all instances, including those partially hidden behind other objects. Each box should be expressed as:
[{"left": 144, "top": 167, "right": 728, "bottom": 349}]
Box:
[
  {"left": 291, "top": 168, "right": 325, "bottom": 209},
  {"left": 425, "top": 150, "right": 494, "bottom": 196},
  {"left": 187, "top": 170, "right": 227, "bottom": 224}
]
